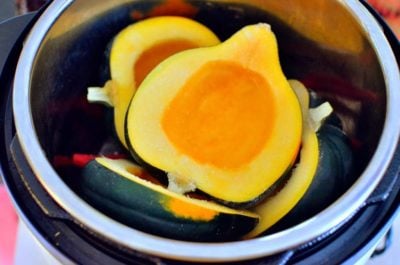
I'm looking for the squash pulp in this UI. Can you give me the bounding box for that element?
[127,24,303,204]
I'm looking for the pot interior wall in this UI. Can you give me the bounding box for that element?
[28,0,386,233]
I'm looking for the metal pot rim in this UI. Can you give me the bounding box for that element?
[12,0,400,262]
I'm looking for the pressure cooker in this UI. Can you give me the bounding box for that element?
[1,0,399,264]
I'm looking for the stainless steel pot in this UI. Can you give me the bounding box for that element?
[11,0,400,262]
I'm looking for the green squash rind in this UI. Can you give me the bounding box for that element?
[262,119,354,234]
[80,158,259,242]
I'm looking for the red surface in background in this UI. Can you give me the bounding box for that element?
[369,0,400,38]
[0,185,18,265]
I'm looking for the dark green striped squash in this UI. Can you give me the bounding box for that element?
[261,123,355,233]
[80,157,259,242]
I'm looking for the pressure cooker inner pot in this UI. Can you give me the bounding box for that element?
[20,0,395,260]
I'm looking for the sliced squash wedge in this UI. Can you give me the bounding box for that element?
[126,24,303,204]
[87,16,220,147]
[267,122,354,232]
[81,157,259,241]
[245,80,319,237]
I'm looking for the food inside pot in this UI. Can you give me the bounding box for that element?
[87,16,221,148]
[55,15,355,242]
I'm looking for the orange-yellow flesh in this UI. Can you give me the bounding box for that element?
[161,60,275,169]
[134,39,198,86]
[165,197,218,221]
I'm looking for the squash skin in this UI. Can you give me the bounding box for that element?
[246,80,319,237]
[214,168,293,209]
[127,24,302,204]
[80,158,259,242]
[89,16,220,147]
[264,123,354,233]
[247,81,354,237]
[317,124,354,183]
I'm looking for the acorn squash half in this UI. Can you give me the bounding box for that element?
[81,157,259,241]
[87,16,220,147]
[126,24,303,204]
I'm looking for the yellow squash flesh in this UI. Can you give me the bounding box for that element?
[127,24,303,204]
